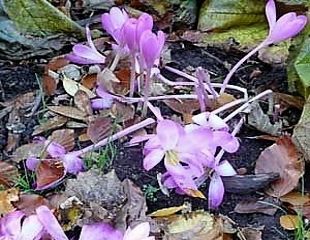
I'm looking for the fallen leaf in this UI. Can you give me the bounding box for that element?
[48,106,88,121]
[111,101,135,123]
[293,96,310,162]
[74,90,93,116]
[114,67,130,95]
[280,215,299,230]
[149,204,190,217]
[212,93,236,110]
[49,129,75,152]
[32,115,68,136]
[0,188,19,215]
[280,192,310,207]
[255,136,304,198]
[12,143,45,163]
[62,75,96,98]
[163,210,223,240]
[274,92,305,110]
[87,116,112,143]
[46,56,70,71]
[238,227,263,240]
[234,197,279,216]
[43,74,58,96]
[35,160,66,190]
[14,194,50,216]
[248,101,282,136]
[0,161,19,188]
[81,74,97,90]
[97,68,120,93]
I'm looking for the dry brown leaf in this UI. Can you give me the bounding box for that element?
[32,115,68,136]
[212,93,236,110]
[81,74,97,90]
[74,90,93,116]
[35,160,66,190]
[234,198,278,216]
[62,75,96,98]
[274,93,305,110]
[280,215,299,230]
[12,143,45,163]
[43,74,58,96]
[163,210,223,240]
[0,161,19,188]
[97,68,120,93]
[49,129,75,152]
[111,101,135,123]
[48,106,87,121]
[114,67,130,95]
[14,194,50,216]
[149,204,190,218]
[46,56,70,71]
[163,99,200,115]
[0,188,19,215]
[254,136,304,198]
[238,227,263,240]
[280,192,310,207]
[87,117,112,143]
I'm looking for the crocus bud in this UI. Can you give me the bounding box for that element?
[101,7,128,44]
[265,0,307,45]
[122,18,139,52]
[136,13,153,43]
[139,30,165,69]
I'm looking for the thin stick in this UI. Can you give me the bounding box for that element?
[129,54,136,97]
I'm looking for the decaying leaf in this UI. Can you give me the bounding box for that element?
[81,74,97,90]
[12,142,45,163]
[87,116,112,143]
[280,191,310,207]
[162,210,223,240]
[234,197,279,216]
[62,75,96,98]
[238,227,263,240]
[32,115,68,136]
[74,90,93,116]
[114,67,131,95]
[0,161,19,188]
[248,101,282,136]
[0,188,19,215]
[111,101,135,123]
[280,215,299,230]
[14,194,50,216]
[164,99,200,123]
[49,129,75,152]
[255,136,304,198]
[293,96,310,162]
[149,203,190,218]
[274,92,305,110]
[35,160,66,190]
[48,106,88,121]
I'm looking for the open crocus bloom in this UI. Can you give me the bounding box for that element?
[67,26,106,65]
[123,222,154,240]
[264,0,307,45]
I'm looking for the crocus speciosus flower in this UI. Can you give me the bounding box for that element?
[220,0,307,94]
[123,222,154,240]
[67,26,106,65]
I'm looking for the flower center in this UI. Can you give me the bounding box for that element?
[165,150,179,165]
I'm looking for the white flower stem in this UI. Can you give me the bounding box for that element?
[142,68,152,117]
[109,53,120,72]
[219,42,266,94]
[73,118,155,156]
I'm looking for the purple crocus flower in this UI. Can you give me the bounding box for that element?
[91,86,114,110]
[101,7,129,46]
[265,0,308,45]
[79,223,123,240]
[139,30,165,70]
[67,26,106,65]
[208,160,236,209]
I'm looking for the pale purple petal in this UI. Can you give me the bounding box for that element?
[156,120,182,150]
[122,18,138,52]
[208,173,224,209]
[0,211,24,236]
[143,149,165,171]
[123,222,153,240]
[19,215,44,240]
[91,98,113,110]
[207,113,228,130]
[86,26,97,51]
[212,131,239,153]
[143,136,161,155]
[45,141,66,158]
[216,160,237,176]
[62,153,84,174]
[35,206,68,240]
[66,53,101,65]
[79,223,122,240]
[192,112,209,126]
[73,45,105,63]
[136,13,153,43]
[129,134,155,145]
[26,157,40,171]
[266,0,277,30]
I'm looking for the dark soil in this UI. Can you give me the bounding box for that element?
[0,43,300,239]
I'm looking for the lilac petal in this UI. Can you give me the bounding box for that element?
[156,120,182,150]
[101,13,114,36]
[207,113,228,130]
[123,222,153,240]
[26,157,40,171]
[19,215,44,240]
[192,112,209,126]
[62,153,84,174]
[45,141,66,158]
[143,149,164,171]
[73,45,105,63]
[143,136,161,155]
[268,13,307,44]
[79,223,122,240]
[110,7,128,30]
[122,18,138,52]
[91,98,113,110]
[136,13,153,43]
[178,128,212,153]
[208,173,224,209]
[36,206,68,240]
[0,211,24,236]
[266,0,276,30]
[66,53,101,65]
[86,26,96,51]
[129,134,155,145]
[216,160,237,177]
[212,131,239,153]
[140,30,162,69]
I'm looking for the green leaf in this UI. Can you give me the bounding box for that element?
[1,0,84,36]
[198,0,266,31]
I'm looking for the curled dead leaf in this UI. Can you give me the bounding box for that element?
[62,75,96,98]
[74,90,93,116]
[32,115,68,136]
[0,188,19,215]
[87,116,112,143]
[49,129,75,152]
[280,215,299,230]
[14,194,50,216]
[48,106,88,121]
[0,161,19,188]
[255,136,304,198]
